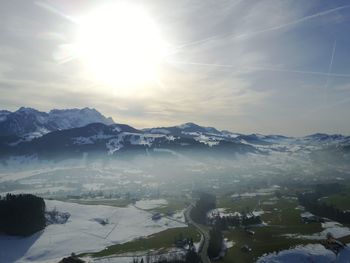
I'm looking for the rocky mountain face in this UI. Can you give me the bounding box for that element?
[0,107,114,137]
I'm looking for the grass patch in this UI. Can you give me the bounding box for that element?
[57,198,131,207]
[83,227,200,258]
[148,198,189,214]
[323,193,350,211]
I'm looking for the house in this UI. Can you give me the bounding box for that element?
[152,213,162,220]
[241,245,252,253]
[301,211,323,223]
[245,229,255,236]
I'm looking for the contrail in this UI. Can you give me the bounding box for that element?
[232,6,350,40]
[35,1,77,23]
[171,4,350,53]
[168,60,350,78]
[324,40,337,101]
[169,60,236,68]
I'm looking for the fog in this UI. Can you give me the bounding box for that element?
[1,148,348,200]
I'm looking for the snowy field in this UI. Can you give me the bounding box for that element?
[257,243,350,263]
[0,200,186,263]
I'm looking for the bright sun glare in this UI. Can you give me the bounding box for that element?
[75,3,167,89]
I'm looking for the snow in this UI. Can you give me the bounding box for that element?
[106,136,124,154]
[72,136,94,145]
[300,211,314,218]
[224,238,235,249]
[0,200,186,263]
[3,186,74,195]
[134,199,168,210]
[130,134,156,147]
[112,126,122,132]
[231,186,280,199]
[306,224,350,240]
[72,134,114,145]
[1,107,114,138]
[83,183,104,191]
[193,134,221,147]
[257,244,350,263]
[295,205,305,210]
[284,220,350,240]
[207,208,242,219]
[149,128,170,134]
[252,210,265,216]
[170,210,186,223]
[177,123,192,129]
[105,133,175,155]
[48,108,114,130]
[0,110,10,122]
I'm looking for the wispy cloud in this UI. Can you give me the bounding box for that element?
[0,0,350,135]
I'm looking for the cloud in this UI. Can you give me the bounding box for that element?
[0,0,350,135]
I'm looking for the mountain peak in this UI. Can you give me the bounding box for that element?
[0,107,115,137]
[16,107,41,114]
[176,122,198,129]
[176,122,221,134]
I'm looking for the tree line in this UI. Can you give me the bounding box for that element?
[0,193,46,236]
[131,250,200,263]
[209,212,262,229]
[207,222,224,259]
[190,192,216,225]
[298,192,350,224]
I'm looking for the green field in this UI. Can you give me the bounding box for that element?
[59,198,132,207]
[83,226,200,258]
[216,193,329,262]
[322,187,350,211]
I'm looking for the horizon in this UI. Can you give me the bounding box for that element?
[2,105,350,137]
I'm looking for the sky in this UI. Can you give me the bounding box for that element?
[0,0,350,136]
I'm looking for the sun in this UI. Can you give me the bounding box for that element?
[74,3,168,89]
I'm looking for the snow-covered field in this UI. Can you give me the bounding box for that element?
[0,200,186,263]
[257,243,350,263]
[231,185,281,198]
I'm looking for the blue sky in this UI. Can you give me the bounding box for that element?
[0,0,350,135]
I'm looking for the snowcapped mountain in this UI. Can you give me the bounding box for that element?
[0,107,114,137]
[0,107,349,161]
[0,122,257,160]
[300,133,350,145]
[48,108,114,130]
[144,122,222,136]
[0,110,11,122]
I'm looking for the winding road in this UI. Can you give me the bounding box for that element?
[184,204,211,263]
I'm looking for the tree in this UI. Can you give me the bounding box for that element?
[0,194,46,236]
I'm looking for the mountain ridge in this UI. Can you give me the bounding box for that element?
[0,107,114,137]
[0,107,349,161]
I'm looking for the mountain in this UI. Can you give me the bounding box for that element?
[0,122,256,160]
[0,107,349,161]
[0,107,114,138]
[144,122,222,136]
[0,110,11,122]
[301,133,350,145]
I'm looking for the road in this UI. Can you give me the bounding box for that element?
[184,204,211,263]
